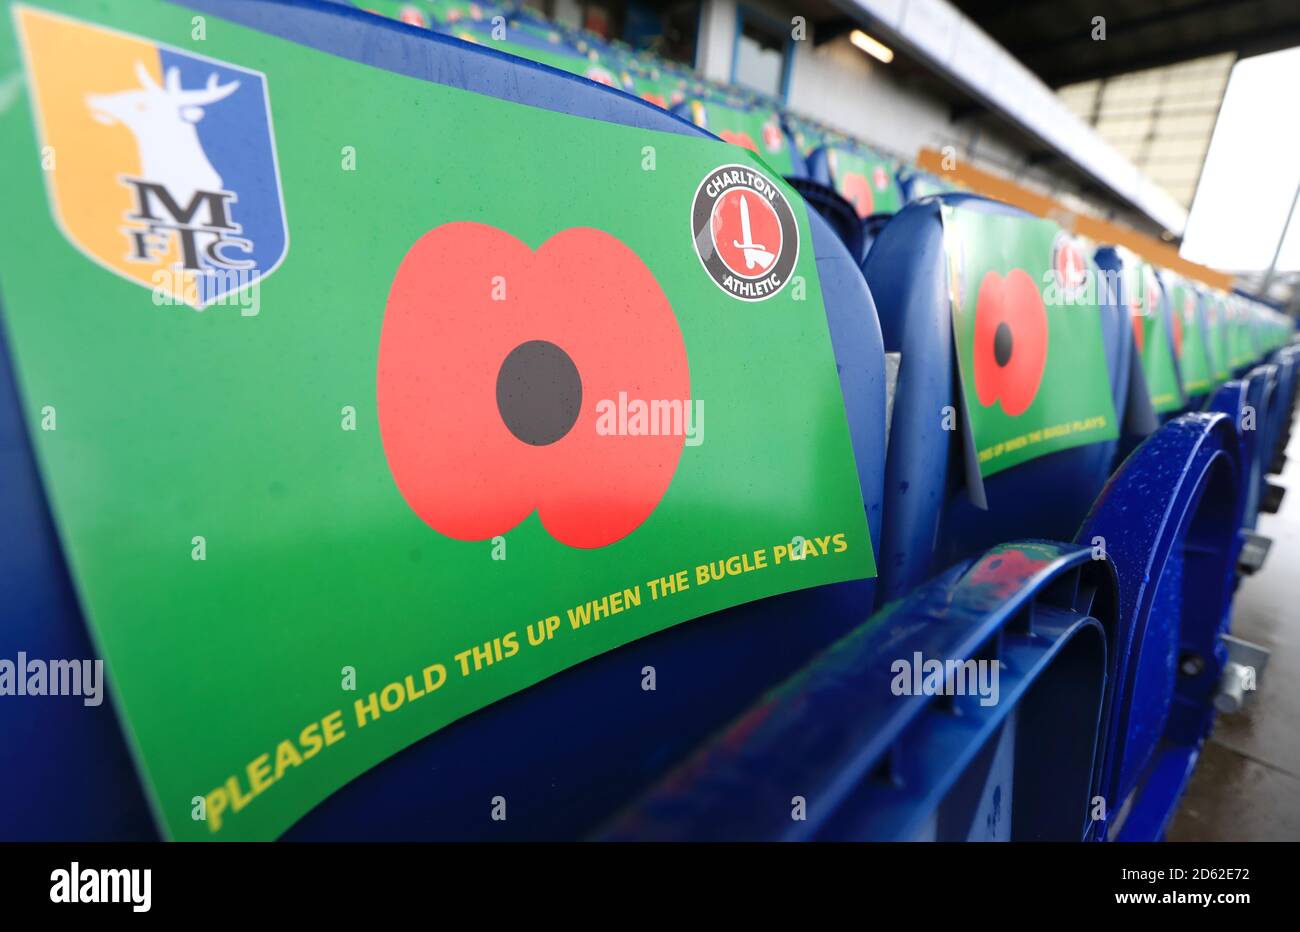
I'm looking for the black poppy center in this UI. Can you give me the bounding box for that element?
[496,340,582,446]
[993,322,1013,368]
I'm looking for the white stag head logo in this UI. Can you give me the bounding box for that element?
[86,63,239,205]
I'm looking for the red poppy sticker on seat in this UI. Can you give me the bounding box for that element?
[377,222,690,549]
[972,268,1048,417]
[841,172,874,219]
[943,205,1119,479]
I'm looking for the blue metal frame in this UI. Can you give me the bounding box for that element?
[598,541,1114,841]
[1077,412,1241,841]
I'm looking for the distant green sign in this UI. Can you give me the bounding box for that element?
[685,100,797,176]
[826,146,903,218]
[1207,291,1232,381]
[1169,277,1214,396]
[943,206,1119,478]
[1127,260,1182,413]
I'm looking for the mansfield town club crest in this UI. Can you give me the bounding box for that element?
[691,163,798,302]
[15,6,287,309]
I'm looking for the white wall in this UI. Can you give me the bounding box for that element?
[694,0,736,84]
[551,0,582,30]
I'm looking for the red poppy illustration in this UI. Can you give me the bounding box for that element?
[377,222,689,549]
[719,129,759,154]
[973,268,1049,417]
[840,172,874,219]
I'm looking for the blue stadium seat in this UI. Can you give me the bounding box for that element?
[859,212,894,263]
[0,324,155,841]
[806,144,906,217]
[863,195,1137,602]
[784,176,866,263]
[804,144,905,263]
[603,409,1243,841]
[0,0,886,841]
[1267,347,1298,471]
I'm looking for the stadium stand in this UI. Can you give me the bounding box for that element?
[0,0,1296,846]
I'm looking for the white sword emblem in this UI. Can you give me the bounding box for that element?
[732,194,775,271]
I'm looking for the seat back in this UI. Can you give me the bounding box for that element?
[859,212,894,262]
[1109,252,1184,416]
[1202,288,1233,385]
[864,195,1135,601]
[673,98,806,177]
[807,144,906,219]
[1160,271,1216,404]
[0,0,884,841]
[1267,349,1297,464]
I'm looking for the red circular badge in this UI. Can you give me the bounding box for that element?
[692,164,800,302]
[1052,234,1088,295]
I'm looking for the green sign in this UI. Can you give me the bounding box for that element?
[1127,260,1182,413]
[1207,291,1232,381]
[826,146,903,218]
[942,206,1119,479]
[1226,295,1254,370]
[0,0,873,840]
[787,115,829,155]
[1169,277,1214,396]
[685,100,797,176]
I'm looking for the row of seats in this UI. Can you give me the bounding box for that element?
[352,2,1286,352]
[346,2,940,240]
[1,0,1294,842]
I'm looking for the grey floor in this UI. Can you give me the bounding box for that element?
[1167,414,1300,842]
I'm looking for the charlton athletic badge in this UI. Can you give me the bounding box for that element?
[691,164,799,302]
